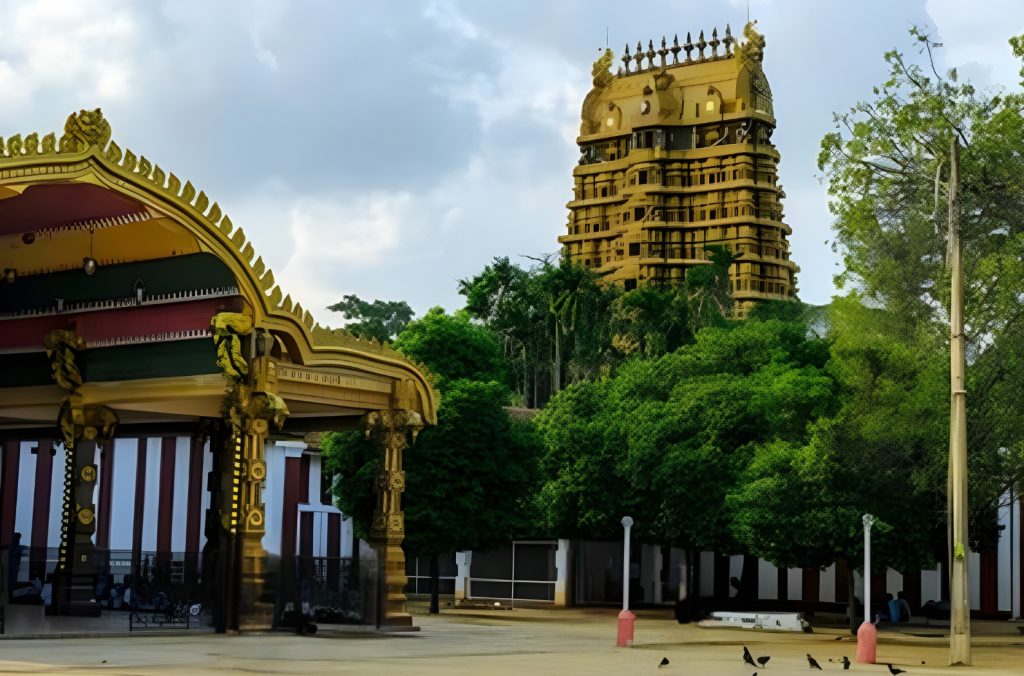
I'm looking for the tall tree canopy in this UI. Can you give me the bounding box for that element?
[326,294,414,343]
[817,28,1024,539]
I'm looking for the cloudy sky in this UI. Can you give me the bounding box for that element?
[1,0,1022,324]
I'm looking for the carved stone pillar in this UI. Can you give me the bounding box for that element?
[234,418,271,630]
[50,403,117,616]
[210,314,286,631]
[43,329,117,616]
[365,409,422,627]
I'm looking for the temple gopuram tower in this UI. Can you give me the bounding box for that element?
[560,23,798,312]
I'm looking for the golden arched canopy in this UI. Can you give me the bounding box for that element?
[0,110,436,429]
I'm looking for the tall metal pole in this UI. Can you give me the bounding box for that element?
[856,514,877,664]
[863,514,874,624]
[621,516,633,611]
[948,135,971,665]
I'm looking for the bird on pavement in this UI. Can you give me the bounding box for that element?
[757,656,770,667]
[887,665,906,675]
[659,657,669,667]
[806,653,822,670]
[841,655,851,670]
[743,646,757,668]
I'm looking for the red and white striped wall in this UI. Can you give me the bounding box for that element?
[0,436,353,583]
[263,441,352,562]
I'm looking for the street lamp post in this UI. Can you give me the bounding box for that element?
[856,514,876,664]
[616,516,636,647]
[863,514,874,625]
[948,136,971,666]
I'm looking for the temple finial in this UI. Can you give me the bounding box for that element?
[723,24,734,56]
[684,32,694,62]
[671,34,681,64]
[697,30,707,60]
[622,44,632,73]
[646,40,656,69]
[658,36,668,67]
[709,27,721,58]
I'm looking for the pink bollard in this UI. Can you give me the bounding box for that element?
[616,609,636,646]
[856,620,877,663]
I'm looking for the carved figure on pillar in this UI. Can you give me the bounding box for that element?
[364,408,422,627]
[210,314,289,631]
[43,328,119,616]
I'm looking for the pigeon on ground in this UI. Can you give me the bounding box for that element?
[757,656,770,667]
[887,665,906,675]
[743,646,757,668]
[807,653,822,670]
[842,655,851,670]
[659,657,669,667]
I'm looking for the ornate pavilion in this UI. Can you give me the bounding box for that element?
[0,110,436,630]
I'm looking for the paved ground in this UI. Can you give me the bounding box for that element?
[1,607,1023,674]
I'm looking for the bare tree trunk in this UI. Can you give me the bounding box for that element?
[429,553,440,615]
[689,548,700,621]
[533,365,539,408]
[553,326,561,393]
[523,351,529,406]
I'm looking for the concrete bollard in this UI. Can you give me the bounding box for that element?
[616,609,636,646]
[856,620,877,663]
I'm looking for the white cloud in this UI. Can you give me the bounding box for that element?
[926,0,1024,88]
[277,192,414,314]
[423,0,481,41]
[421,0,587,142]
[0,0,140,105]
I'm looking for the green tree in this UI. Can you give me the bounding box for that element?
[393,307,506,387]
[608,285,690,359]
[728,297,947,631]
[323,307,539,614]
[404,380,541,612]
[459,257,617,405]
[818,28,1024,563]
[326,294,414,342]
[685,245,737,333]
[535,312,835,605]
[458,257,548,404]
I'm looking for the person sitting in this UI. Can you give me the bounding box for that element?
[894,591,912,622]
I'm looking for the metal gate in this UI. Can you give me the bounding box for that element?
[468,541,557,603]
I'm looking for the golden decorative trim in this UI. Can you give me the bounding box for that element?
[1,109,438,424]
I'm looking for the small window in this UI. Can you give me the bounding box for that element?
[624,278,638,291]
[601,187,608,197]
[706,100,715,112]
[638,171,648,185]
[623,212,630,223]
[585,224,590,233]
[709,209,717,220]
[634,207,645,221]
[628,243,640,256]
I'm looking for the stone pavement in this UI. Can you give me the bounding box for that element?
[0,607,1022,674]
